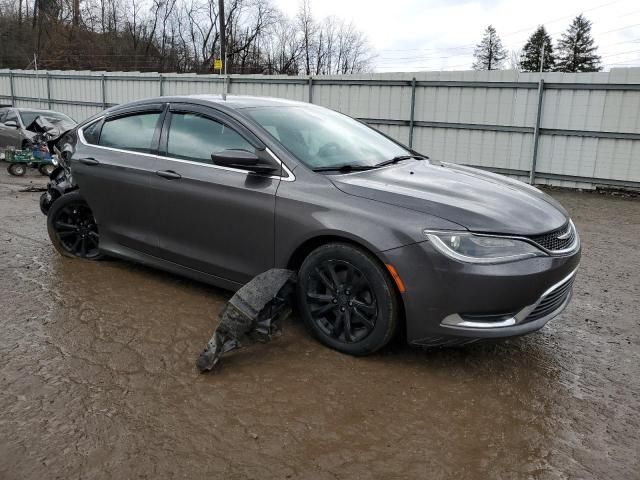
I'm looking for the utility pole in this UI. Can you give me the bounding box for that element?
[73,0,80,27]
[539,44,545,73]
[34,53,42,107]
[218,0,227,100]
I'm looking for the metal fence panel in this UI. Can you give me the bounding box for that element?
[0,67,639,189]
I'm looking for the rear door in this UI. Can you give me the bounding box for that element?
[71,104,166,255]
[0,109,9,148]
[149,103,281,284]
[0,110,23,149]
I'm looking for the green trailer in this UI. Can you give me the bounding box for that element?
[3,149,55,176]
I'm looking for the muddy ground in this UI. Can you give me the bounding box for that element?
[0,167,638,480]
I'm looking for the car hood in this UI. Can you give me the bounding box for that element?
[330,160,569,236]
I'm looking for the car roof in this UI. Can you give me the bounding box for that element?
[15,108,63,113]
[108,94,312,112]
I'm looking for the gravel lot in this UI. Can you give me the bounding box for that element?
[1,167,639,479]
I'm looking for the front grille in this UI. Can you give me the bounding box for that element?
[413,336,481,348]
[527,222,575,252]
[526,274,575,321]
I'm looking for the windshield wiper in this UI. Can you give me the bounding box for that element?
[374,155,426,168]
[312,164,379,173]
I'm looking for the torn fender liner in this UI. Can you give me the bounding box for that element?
[197,269,297,372]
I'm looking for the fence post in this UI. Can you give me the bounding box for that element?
[101,74,107,109]
[408,77,417,149]
[529,78,545,185]
[159,74,164,96]
[9,71,15,106]
[308,76,313,103]
[46,72,52,109]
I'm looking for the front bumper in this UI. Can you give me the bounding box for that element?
[382,239,581,346]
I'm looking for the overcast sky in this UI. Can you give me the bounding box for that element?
[272,0,640,72]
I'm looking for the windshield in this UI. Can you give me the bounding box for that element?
[19,111,75,127]
[244,106,409,169]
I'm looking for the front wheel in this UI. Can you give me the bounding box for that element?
[46,191,103,260]
[297,243,398,356]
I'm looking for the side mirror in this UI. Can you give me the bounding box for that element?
[3,120,18,128]
[211,149,277,174]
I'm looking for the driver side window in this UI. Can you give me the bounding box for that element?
[166,113,253,164]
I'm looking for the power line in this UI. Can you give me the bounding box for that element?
[374,44,640,66]
[600,48,640,58]
[377,0,628,54]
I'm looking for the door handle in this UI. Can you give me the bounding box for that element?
[79,157,100,166]
[155,170,182,180]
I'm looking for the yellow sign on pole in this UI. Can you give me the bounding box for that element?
[214,59,223,71]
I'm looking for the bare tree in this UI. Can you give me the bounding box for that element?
[508,49,521,70]
[0,0,374,74]
[297,0,314,75]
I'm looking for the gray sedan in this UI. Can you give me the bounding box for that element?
[0,107,75,151]
[41,95,581,355]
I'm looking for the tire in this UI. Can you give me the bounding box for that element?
[46,191,103,260]
[38,164,55,176]
[7,163,26,176]
[297,242,398,356]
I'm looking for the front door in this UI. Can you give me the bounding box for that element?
[150,104,280,284]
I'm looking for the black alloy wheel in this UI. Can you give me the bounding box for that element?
[298,243,398,355]
[307,260,378,343]
[46,191,102,260]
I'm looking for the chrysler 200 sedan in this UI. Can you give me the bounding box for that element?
[41,95,580,355]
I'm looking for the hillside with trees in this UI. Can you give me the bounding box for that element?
[0,0,373,74]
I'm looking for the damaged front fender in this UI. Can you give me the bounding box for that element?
[39,165,78,215]
[39,128,80,215]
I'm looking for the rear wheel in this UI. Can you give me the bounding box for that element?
[7,163,26,176]
[297,243,398,355]
[38,163,55,176]
[46,191,103,260]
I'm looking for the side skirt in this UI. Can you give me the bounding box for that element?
[100,242,244,292]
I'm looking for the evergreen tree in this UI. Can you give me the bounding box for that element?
[555,14,602,72]
[520,26,555,72]
[473,25,507,70]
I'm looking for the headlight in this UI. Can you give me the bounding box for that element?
[423,231,545,264]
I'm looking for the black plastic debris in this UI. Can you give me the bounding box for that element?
[197,269,296,372]
[19,185,48,193]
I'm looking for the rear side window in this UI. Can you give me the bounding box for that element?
[82,121,102,145]
[0,109,7,123]
[99,112,160,153]
[166,113,253,164]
